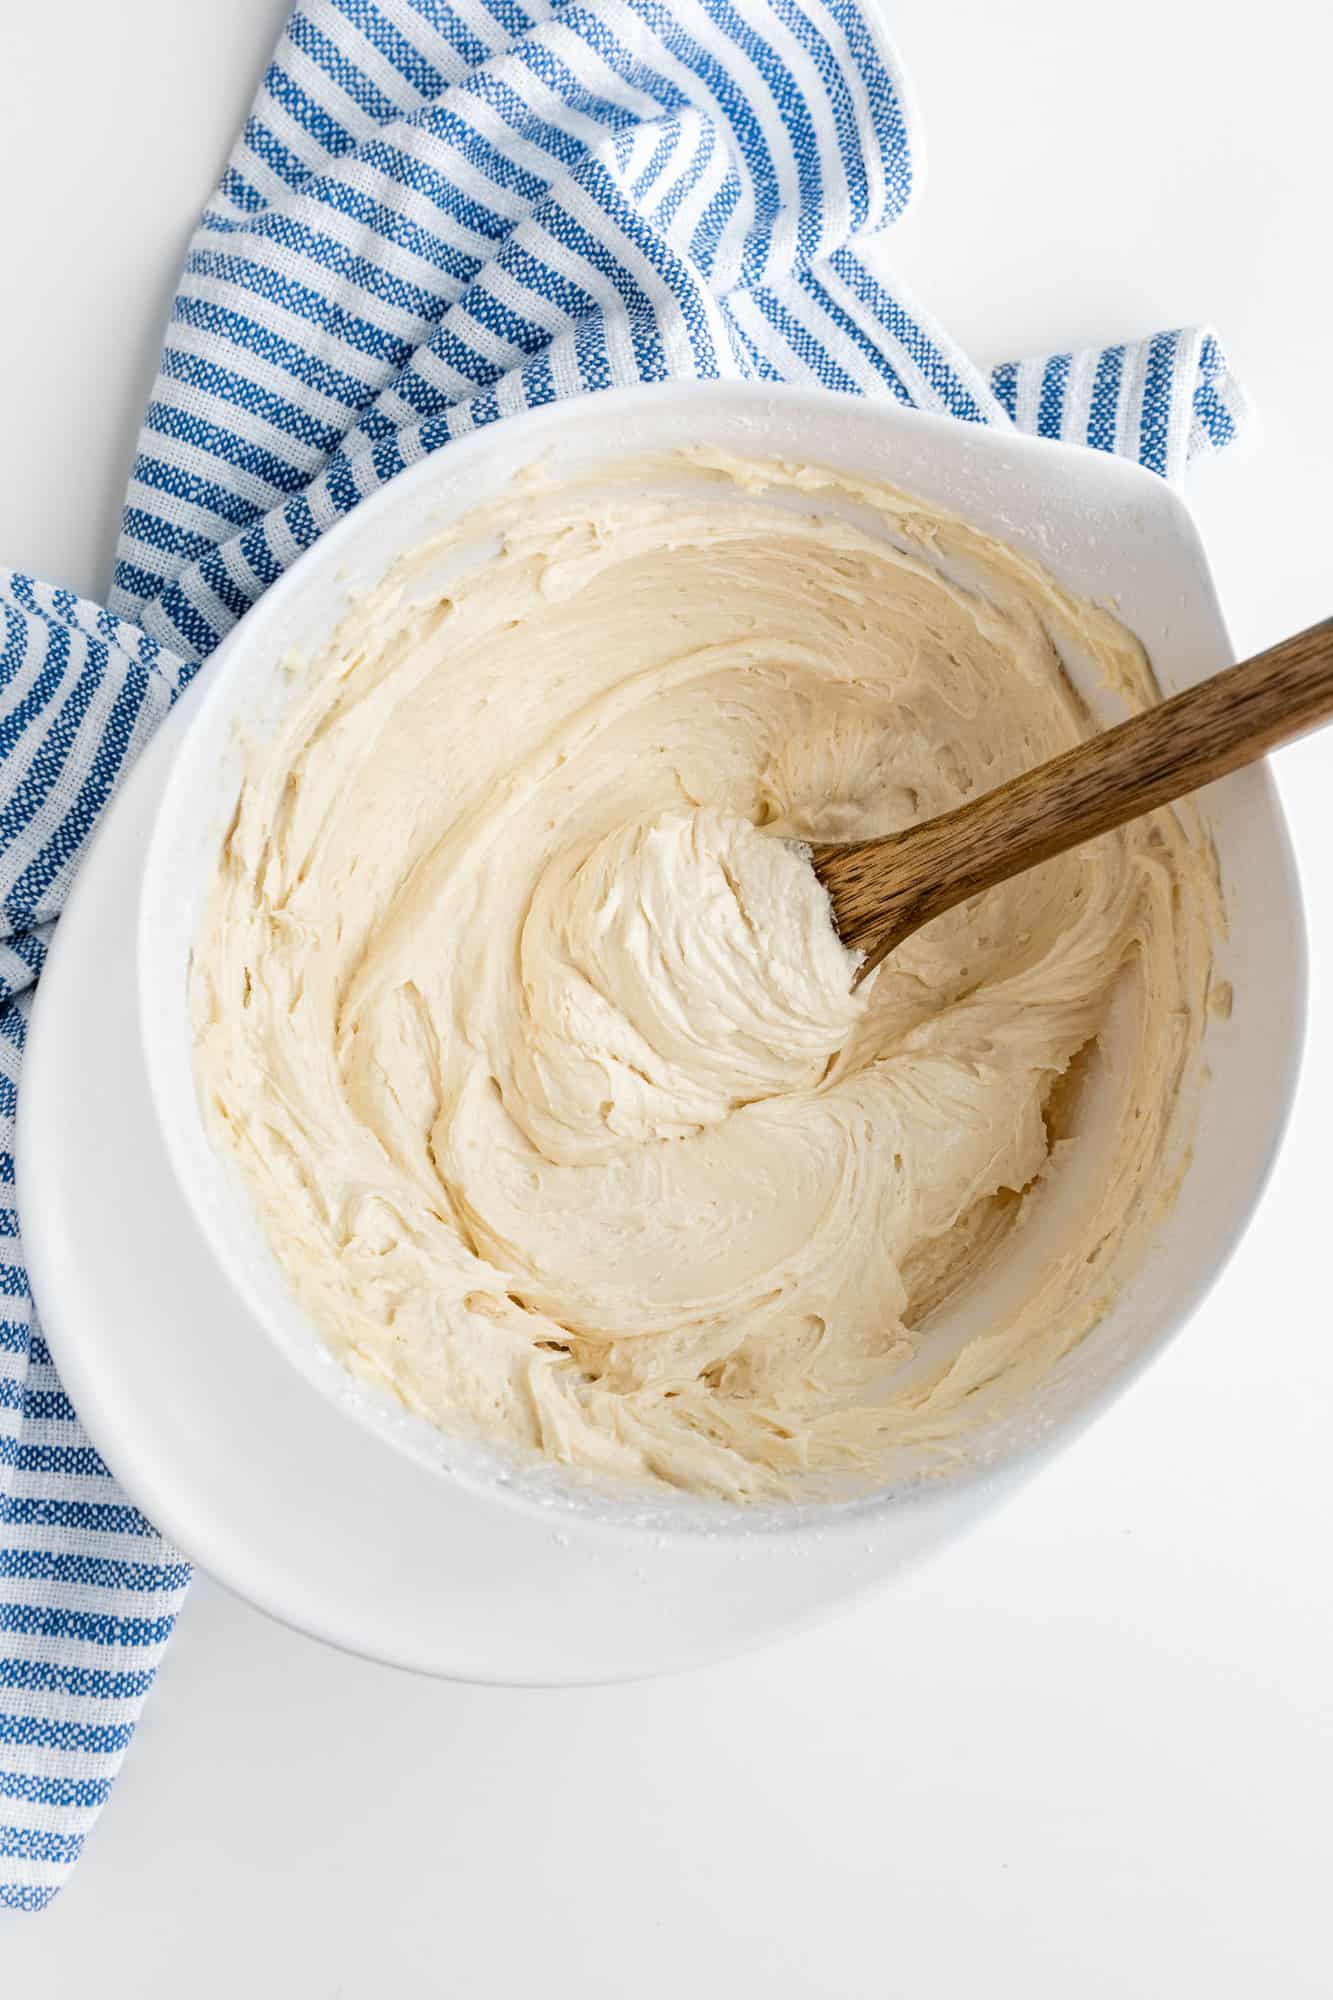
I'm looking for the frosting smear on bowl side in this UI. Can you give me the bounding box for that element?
[191,453,1217,1502]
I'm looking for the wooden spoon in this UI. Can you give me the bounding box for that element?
[811,617,1332,984]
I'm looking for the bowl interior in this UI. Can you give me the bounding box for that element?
[137,383,1306,1536]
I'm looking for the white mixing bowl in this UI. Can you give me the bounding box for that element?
[18,383,1306,1681]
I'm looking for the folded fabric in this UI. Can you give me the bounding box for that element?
[0,0,1250,1910]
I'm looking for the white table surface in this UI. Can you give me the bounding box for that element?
[4,2,1330,1991]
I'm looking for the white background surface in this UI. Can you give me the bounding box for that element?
[2,2,1330,1992]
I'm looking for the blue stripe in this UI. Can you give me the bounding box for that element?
[15,1383,75,1423]
[0,1882,60,1913]
[528,351,558,406]
[0,1659,157,1704]
[0,1603,177,1650]
[0,1498,162,1538]
[156,586,222,662]
[119,510,225,571]
[1193,378,1235,450]
[0,1823,85,1867]
[0,1320,26,1356]
[1037,351,1071,439]
[689,168,743,279]
[573,324,614,396]
[1086,343,1125,453]
[1138,330,1177,476]
[0,602,30,694]
[0,1712,136,1758]
[190,556,257,626]
[216,164,268,214]
[984,362,1016,420]
[0,1765,113,1813]
[0,1437,108,1477]
[0,1550,191,1593]
[111,559,169,608]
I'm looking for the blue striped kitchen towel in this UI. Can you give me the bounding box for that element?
[0,0,1250,1910]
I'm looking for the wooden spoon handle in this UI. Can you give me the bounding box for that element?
[813,615,1333,977]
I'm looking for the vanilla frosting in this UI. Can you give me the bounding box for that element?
[191,452,1217,1502]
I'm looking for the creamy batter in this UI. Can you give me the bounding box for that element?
[191,452,1216,1502]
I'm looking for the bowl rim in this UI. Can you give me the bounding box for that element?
[139,372,1311,1514]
